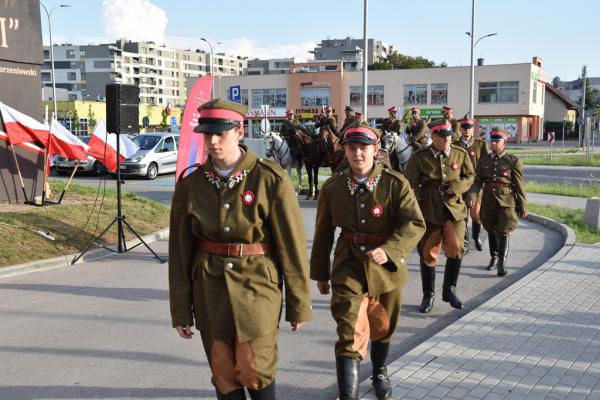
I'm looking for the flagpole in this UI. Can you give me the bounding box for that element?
[57,160,78,204]
[41,133,51,205]
[8,142,29,201]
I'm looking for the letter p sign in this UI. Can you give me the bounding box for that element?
[229,85,241,103]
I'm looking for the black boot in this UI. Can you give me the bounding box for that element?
[442,258,463,309]
[370,342,392,400]
[216,388,246,400]
[472,222,483,251]
[336,358,360,400]
[419,260,435,313]
[248,380,275,400]
[497,235,510,277]
[463,222,470,255]
[486,234,498,271]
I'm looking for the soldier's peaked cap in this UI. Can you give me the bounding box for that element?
[410,107,420,113]
[428,118,454,136]
[344,106,354,112]
[194,98,248,134]
[442,106,453,112]
[388,106,397,113]
[489,127,508,141]
[460,118,475,127]
[342,125,380,145]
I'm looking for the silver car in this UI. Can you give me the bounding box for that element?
[120,132,179,179]
[54,135,107,176]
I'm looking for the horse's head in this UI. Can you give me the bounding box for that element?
[380,131,396,151]
[262,132,275,157]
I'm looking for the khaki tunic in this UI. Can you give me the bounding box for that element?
[469,152,528,235]
[169,146,313,343]
[450,118,461,140]
[406,119,427,144]
[316,115,339,137]
[382,116,401,134]
[339,115,359,137]
[453,137,490,218]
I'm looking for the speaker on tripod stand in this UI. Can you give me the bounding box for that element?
[72,83,165,264]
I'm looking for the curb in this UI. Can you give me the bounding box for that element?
[0,227,170,279]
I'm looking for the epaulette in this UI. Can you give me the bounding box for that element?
[176,163,202,182]
[382,167,404,180]
[413,146,431,156]
[451,144,468,154]
[320,170,346,190]
[257,157,285,178]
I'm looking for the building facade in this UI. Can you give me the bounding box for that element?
[198,57,548,143]
[247,58,295,75]
[42,40,248,108]
[309,37,391,71]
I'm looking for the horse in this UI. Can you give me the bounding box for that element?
[295,128,328,200]
[380,131,415,173]
[319,126,345,172]
[262,131,303,193]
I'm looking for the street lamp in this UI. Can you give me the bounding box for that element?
[200,37,222,98]
[466,0,497,119]
[39,1,71,118]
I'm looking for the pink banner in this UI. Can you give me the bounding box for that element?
[175,76,214,181]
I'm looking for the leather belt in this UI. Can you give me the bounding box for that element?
[198,240,272,257]
[485,182,510,188]
[340,229,392,245]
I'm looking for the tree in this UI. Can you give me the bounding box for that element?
[71,109,81,134]
[369,50,446,70]
[579,78,600,112]
[87,105,97,134]
[551,76,561,88]
[160,108,168,128]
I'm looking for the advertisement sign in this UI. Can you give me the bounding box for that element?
[478,117,519,139]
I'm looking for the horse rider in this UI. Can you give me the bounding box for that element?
[280,109,307,163]
[315,105,339,138]
[442,106,461,140]
[339,106,358,137]
[405,107,427,149]
[381,106,402,135]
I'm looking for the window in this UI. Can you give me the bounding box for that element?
[431,83,448,105]
[80,50,86,57]
[479,81,519,103]
[251,88,286,107]
[349,85,384,106]
[66,49,76,59]
[241,89,249,106]
[162,136,175,152]
[532,81,538,104]
[403,84,427,105]
[42,72,51,81]
[300,87,330,107]
[68,72,77,81]
[68,94,78,101]
[43,50,50,59]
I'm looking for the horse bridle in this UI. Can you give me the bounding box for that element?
[266,134,290,163]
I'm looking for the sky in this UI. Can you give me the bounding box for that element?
[39,0,600,81]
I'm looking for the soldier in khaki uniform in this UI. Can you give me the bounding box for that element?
[279,109,306,164]
[381,106,401,135]
[169,99,313,400]
[404,119,475,314]
[405,107,427,149]
[468,128,528,276]
[315,105,339,138]
[311,125,425,400]
[442,106,461,140]
[339,105,358,136]
[453,118,490,253]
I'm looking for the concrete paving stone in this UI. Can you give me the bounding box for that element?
[559,374,582,386]
[424,385,451,399]
[405,386,431,399]
[467,385,491,398]
[578,374,600,388]
[519,374,541,387]
[481,392,504,400]
[528,365,550,377]
[538,373,562,386]
[566,392,588,400]
[446,386,470,398]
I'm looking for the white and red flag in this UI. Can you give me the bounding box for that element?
[87,119,138,172]
[0,101,50,146]
[49,119,89,161]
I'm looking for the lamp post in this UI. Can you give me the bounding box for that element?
[361,0,368,120]
[200,37,222,99]
[466,0,497,119]
[39,1,71,118]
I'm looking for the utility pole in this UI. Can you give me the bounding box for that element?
[361,0,368,120]
[468,0,475,118]
[579,65,586,149]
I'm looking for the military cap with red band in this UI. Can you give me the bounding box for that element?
[460,118,475,128]
[342,125,381,145]
[194,98,248,134]
[428,118,454,136]
[442,106,453,113]
[344,106,354,112]
[388,106,397,113]
[410,107,420,113]
[489,128,508,141]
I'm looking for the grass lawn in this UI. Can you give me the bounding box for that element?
[522,153,600,167]
[529,203,600,244]
[510,147,580,155]
[0,182,170,267]
[525,181,600,198]
[289,168,333,189]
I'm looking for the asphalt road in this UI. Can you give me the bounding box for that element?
[0,199,564,400]
[524,165,600,186]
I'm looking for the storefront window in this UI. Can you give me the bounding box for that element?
[479,81,519,103]
[300,87,331,107]
[431,83,448,105]
[251,88,286,107]
[403,84,427,105]
[241,89,249,106]
[349,85,384,106]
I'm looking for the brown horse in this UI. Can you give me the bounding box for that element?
[320,126,345,172]
[294,128,328,199]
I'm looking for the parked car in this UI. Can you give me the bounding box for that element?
[54,135,107,176]
[120,132,179,179]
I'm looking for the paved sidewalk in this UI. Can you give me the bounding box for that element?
[359,242,600,400]
[527,192,588,210]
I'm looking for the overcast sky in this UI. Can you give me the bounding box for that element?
[40,0,599,81]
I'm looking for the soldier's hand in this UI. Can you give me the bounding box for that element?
[444,186,455,195]
[175,325,195,339]
[468,200,476,209]
[520,211,529,219]
[366,248,389,265]
[290,321,304,331]
[317,280,330,295]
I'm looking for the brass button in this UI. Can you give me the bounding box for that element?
[226,262,233,269]
[223,203,230,210]
[360,246,366,251]
[360,203,365,209]
[224,226,231,233]
[360,219,366,224]
[359,189,365,194]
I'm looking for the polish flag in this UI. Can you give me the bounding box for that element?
[49,119,89,161]
[0,101,50,146]
[87,119,138,172]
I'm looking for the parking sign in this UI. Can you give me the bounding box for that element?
[229,85,241,103]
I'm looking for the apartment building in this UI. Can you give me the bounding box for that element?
[309,37,391,71]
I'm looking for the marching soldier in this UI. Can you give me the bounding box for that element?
[339,105,358,136]
[442,106,461,140]
[315,105,339,138]
[405,107,427,149]
[280,109,306,163]
[381,106,401,134]
[169,99,313,400]
[453,118,490,253]
[311,125,425,400]
[468,128,528,276]
[404,119,475,314]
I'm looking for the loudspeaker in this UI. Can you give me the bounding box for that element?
[106,83,140,134]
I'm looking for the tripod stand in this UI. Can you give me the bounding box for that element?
[71,132,165,265]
